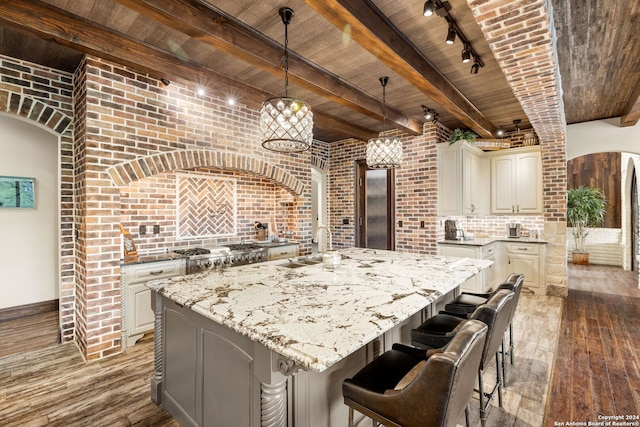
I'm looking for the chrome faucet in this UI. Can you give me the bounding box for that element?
[314,225,333,252]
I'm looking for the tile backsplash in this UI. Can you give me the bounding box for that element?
[438,215,545,239]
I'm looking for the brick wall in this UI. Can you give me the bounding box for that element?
[68,55,315,359]
[0,54,75,342]
[468,0,568,296]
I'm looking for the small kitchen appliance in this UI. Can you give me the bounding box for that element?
[444,220,464,240]
[507,223,522,238]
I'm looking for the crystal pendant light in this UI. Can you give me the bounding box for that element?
[260,7,313,153]
[366,77,402,169]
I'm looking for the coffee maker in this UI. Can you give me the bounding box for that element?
[444,220,463,240]
[507,223,522,238]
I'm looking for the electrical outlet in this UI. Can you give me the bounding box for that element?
[398,220,403,227]
[420,220,425,228]
[153,224,160,234]
[139,225,146,235]
[342,218,349,225]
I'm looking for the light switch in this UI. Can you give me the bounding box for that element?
[153,225,160,234]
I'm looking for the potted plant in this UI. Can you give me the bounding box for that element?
[447,128,477,145]
[567,186,606,265]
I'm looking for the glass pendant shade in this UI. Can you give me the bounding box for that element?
[260,96,313,152]
[366,135,402,169]
[260,7,313,153]
[367,76,402,169]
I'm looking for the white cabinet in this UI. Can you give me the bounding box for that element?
[489,147,542,214]
[438,142,488,216]
[267,243,298,260]
[501,241,546,294]
[437,242,495,293]
[121,258,185,348]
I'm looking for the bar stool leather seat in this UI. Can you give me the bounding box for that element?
[342,319,488,427]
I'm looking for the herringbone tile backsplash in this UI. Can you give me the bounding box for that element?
[177,174,236,238]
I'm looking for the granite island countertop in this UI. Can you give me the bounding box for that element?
[146,247,491,372]
[437,236,548,246]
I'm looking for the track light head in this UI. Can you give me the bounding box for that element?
[495,127,505,138]
[461,44,471,63]
[160,78,170,86]
[513,119,521,132]
[423,0,435,16]
[421,105,439,124]
[445,24,456,44]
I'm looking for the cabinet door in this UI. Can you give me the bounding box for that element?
[515,153,543,213]
[491,156,516,214]
[438,148,461,215]
[463,152,484,215]
[506,254,538,292]
[438,245,483,292]
[128,283,155,336]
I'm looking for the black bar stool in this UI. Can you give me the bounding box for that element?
[410,289,515,427]
[443,273,524,381]
[342,319,488,427]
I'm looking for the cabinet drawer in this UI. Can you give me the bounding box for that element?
[268,245,298,261]
[504,242,540,255]
[482,243,496,258]
[126,260,185,284]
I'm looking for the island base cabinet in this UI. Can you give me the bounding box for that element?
[151,293,444,427]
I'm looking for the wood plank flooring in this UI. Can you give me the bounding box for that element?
[543,264,640,425]
[0,311,59,358]
[2,264,636,426]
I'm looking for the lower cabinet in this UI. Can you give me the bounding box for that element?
[437,243,495,293]
[121,259,185,348]
[438,240,546,295]
[267,244,298,261]
[501,242,546,295]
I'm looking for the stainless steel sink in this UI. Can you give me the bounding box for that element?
[278,256,322,268]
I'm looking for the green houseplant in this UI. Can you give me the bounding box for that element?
[447,128,477,145]
[567,186,606,265]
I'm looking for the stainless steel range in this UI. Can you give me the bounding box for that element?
[174,244,268,274]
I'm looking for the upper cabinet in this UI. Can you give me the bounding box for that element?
[437,142,488,216]
[488,146,543,214]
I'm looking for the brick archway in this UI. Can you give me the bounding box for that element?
[0,91,72,134]
[106,149,305,196]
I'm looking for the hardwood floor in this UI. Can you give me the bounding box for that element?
[0,311,59,358]
[543,264,640,425]
[0,333,178,427]
[2,265,635,427]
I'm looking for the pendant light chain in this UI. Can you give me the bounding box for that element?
[284,17,289,97]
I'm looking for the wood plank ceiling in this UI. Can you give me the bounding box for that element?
[0,0,638,143]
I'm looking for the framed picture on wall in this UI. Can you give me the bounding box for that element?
[0,176,36,208]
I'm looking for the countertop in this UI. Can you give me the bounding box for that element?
[437,236,548,246]
[146,247,492,372]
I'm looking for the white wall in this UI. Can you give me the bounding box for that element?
[0,114,59,309]
[567,118,640,159]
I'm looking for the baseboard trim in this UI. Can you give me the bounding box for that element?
[0,299,59,322]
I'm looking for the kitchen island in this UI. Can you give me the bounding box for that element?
[146,247,492,427]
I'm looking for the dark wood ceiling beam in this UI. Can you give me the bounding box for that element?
[303,0,496,138]
[0,0,375,141]
[112,0,422,136]
[620,79,640,127]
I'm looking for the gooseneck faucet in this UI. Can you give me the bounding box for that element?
[314,225,333,253]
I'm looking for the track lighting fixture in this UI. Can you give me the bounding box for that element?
[461,43,471,63]
[496,127,505,138]
[160,78,170,86]
[513,119,521,132]
[425,2,482,75]
[421,105,439,123]
[423,0,435,16]
[445,23,456,44]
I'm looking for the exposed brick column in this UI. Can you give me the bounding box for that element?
[468,0,568,296]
